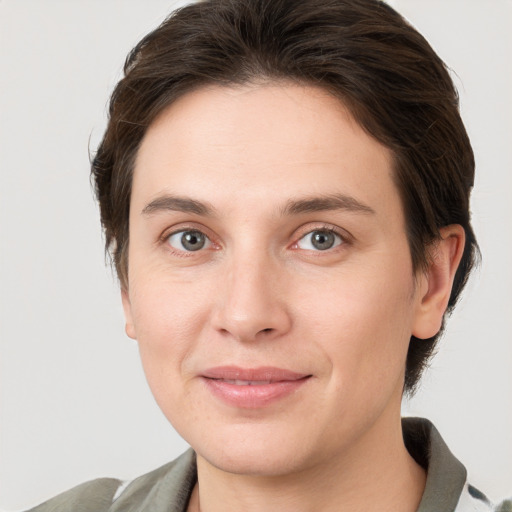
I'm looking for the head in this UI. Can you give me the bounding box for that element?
[92,0,477,397]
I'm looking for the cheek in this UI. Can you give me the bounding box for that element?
[130,263,210,337]
[128,276,210,392]
[301,262,415,387]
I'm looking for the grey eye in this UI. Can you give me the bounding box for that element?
[167,230,210,252]
[297,230,342,251]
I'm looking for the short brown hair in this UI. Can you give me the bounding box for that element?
[92,0,478,393]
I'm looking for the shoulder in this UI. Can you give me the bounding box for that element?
[109,449,196,512]
[24,478,122,512]
[25,450,196,512]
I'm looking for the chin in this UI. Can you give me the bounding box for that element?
[202,445,310,477]
[184,421,319,477]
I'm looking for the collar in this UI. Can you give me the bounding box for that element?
[403,417,467,512]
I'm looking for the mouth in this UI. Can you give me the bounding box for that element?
[214,379,275,385]
[202,366,310,381]
[201,366,312,408]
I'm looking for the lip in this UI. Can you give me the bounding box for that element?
[201,366,312,409]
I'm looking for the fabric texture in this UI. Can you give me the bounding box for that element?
[26,417,507,512]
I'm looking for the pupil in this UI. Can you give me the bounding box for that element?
[181,231,205,251]
[312,231,335,250]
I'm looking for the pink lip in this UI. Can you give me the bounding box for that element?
[201,366,312,409]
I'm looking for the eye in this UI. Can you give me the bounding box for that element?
[296,229,343,251]
[167,230,211,252]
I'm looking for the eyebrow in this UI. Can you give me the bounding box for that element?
[141,192,375,218]
[281,194,376,216]
[142,195,216,216]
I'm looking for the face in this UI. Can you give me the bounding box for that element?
[123,84,431,476]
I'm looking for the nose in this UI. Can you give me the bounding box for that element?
[211,253,292,342]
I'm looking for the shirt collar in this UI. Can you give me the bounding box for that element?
[403,417,467,512]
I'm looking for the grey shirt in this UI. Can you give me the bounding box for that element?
[26,418,509,512]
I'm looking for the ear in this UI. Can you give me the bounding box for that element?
[412,224,465,340]
[121,287,137,340]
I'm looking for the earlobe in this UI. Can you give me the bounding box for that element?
[121,288,137,340]
[412,224,465,340]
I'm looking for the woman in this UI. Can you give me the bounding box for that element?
[18,0,511,510]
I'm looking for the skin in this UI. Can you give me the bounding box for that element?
[122,84,464,512]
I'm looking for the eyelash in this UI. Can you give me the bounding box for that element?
[292,224,348,252]
[160,223,349,256]
[160,225,217,257]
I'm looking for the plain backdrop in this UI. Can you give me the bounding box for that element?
[0,1,511,510]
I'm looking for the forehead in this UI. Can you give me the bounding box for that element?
[132,83,401,221]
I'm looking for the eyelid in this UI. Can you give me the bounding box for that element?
[157,222,351,254]
[159,223,219,254]
[167,230,212,251]
[290,223,352,250]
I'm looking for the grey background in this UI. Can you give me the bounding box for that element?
[1,0,511,509]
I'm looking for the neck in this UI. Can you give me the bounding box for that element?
[189,411,426,512]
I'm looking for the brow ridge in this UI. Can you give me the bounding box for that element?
[142,195,215,216]
[281,193,375,216]
[141,193,375,218]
